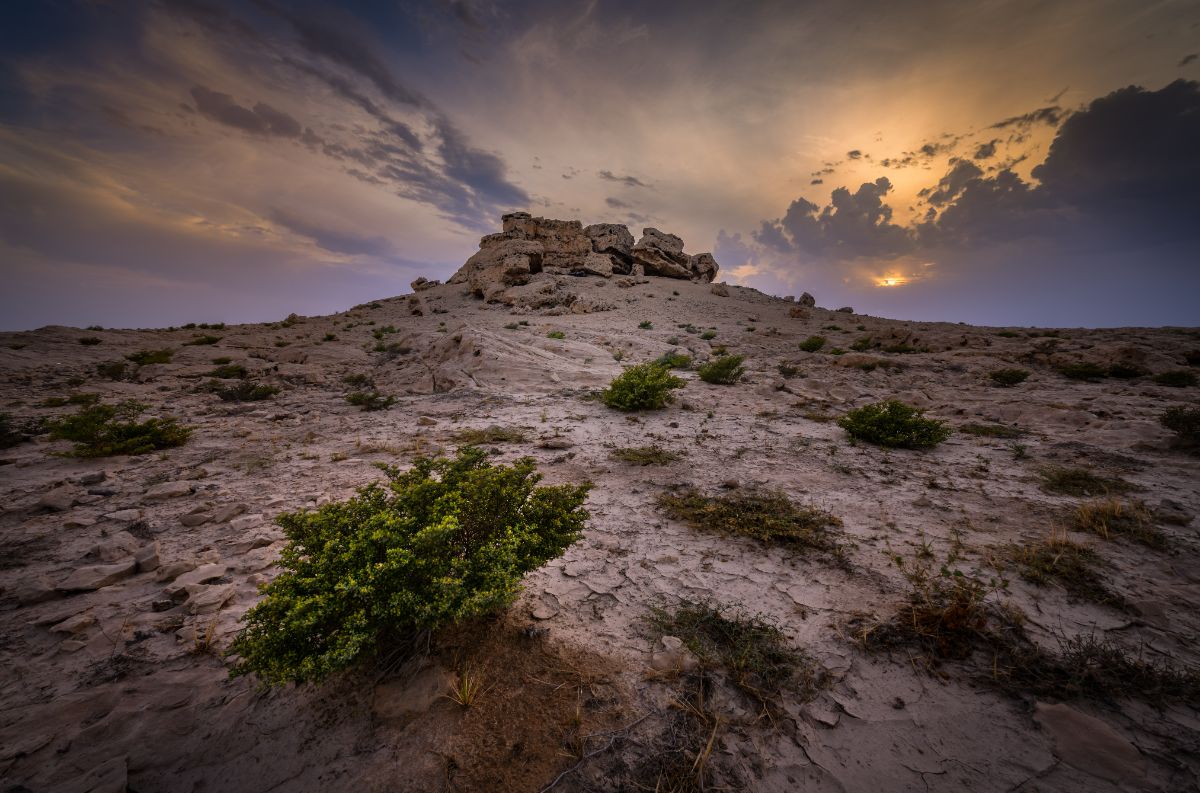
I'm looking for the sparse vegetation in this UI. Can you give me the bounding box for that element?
[837,400,950,449]
[1073,499,1166,549]
[47,401,191,457]
[96,361,129,380]
[798,335,826,352]
[1107,362,1148,379]
[638,320,653,329]
[125,349,173,365]
[777,363,799,378]
[1160,405,1200,448]
[453,425,529,445]
[1057,361,1107,381]
[547,330,566,340]
[998,532,1126,607]
[346,391,397,411]
[658,487,842,554]
[988,368,1030,386]
[41,393,101,408]
[611,445,682,465]
[228,448,590,685]
[0,414,44,449]
[1153,370,1197,388]
[699,330,716,341]
[601,362,685,411]
[342,373,373,388]
[696,354,744,385]
[1039,466,1135,497]
[215,381,280,402]
[653,351,692,369]
[184,335,222,346]
[78,336,102,346]
[958,422,1023,439]
[648,601,825,705]
[206,364,247,379]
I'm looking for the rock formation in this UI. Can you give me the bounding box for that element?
[449,212,719,303]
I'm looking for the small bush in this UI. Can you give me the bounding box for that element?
[1039,466,1134,497]
[653,351,692,370]
[346,391,396,411]
[850,336,873,352]
[229,449,590,685]
[215,381,280,402]
[996,330,1020,338]
[1107,362,1148,379]
[648,601,825,704]
[78,337,101,346]
[958,422,1022,439]
[0,414,44,449]
[1057,362,1107,381]
[184,335,222,346]
[546,330,566,340]
[1153,370,1197,388]
[41,393,101,408]
[699,330,717,341]
[322,333,337,342]
[882,343,921,354]
[777,363,800,379]
[696,354,745,385]
[207,364,247,379]
[342,373,373,388]
[96,361,129,381]
[658,488,842,553]
[1161,405,1200,447]
[85,325,104,331]
[47,401,191,457]
[453,425,529,445]
[1073,499,1166,549]
[611,445,682,465]
[837,400,950,449]
[638,320,653,330]
[798,335,826,352]
[988,368,1030,386]
[601,363,685,411]
[125,349,173,365]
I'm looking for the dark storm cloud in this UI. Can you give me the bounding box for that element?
[879,139,957,168]
[989,105,1063,129]
[598,170,648,187]
[606,196,631,209]
[1180,53,1197,67]
[271,210,393,256]
[846,149,864,159]
[973,139,998,159]
[752,81,1200,263]
[754,177,913,259]
[190,86,303,137]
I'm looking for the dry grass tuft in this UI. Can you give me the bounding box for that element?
[1073,498,1167,549]
[452,425,530,445]
[1038,465,1136,497]
[995,531,1126,608]
[611,445,683,465]
[658,487,843,556]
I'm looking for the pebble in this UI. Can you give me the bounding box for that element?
[142,481,194,501]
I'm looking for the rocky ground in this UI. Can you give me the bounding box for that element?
[1,270,1198,792]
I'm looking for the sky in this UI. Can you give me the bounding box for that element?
[1,0,1198,330]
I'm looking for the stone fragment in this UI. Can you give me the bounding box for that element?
[180,510,211,527]
[142,481,194,501]
[798,292,816,307]
[185,584,235,615]
[56,559,138,592]
[37,485,77,512]
[49,610,97,634]
[649,635,699,673]
[164,563,227,597]
[155,559,199,583]
[104,509,143,522]
[410,276,440,291]
[12,575,59,605]
[135,541,161,572]
[213,503,248,523]
[77,471,107,486]
[89,531,139,562]
[229,513,264,532]
[710,283,730,297]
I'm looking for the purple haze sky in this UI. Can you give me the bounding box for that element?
[1,0,1198,330]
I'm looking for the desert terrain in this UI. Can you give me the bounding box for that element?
[1,216,1198,793]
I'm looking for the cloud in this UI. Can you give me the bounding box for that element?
[989,105,1063,129]
[846,149,864,159]
[1180,53,1197,67]
[754,177,913,260]
[598,169,647,187]
[189,86,302,137]
[605,196,631,209]
[973,139,998,159]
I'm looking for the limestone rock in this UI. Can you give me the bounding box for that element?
[213,503,248,523]
[632,228,692,279]
[229,513,263,532]
[410,276,440,292]
[142,480,194,500]
[710,283,730,297]
[185,583,236,615]
[37,485,77,512]
[164,563,227,597]
[49,610,97,634]
[104,508,143,522]
[835,306,854,314]
[135,541,161,573]
[12,575,59,605]
[789,307,810,320]
[584,223,635,263]
[798,292,816,307]
[56,559,137,592]
[689,252,719,283]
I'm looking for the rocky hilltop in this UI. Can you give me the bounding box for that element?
[447,212,719,306]
[0,265,1198,793]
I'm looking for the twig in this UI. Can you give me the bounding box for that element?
[538,712,651,793]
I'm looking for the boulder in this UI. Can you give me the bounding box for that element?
[410,276,440,292]
[56,559,138,592]
[453,238,544,302]
[835,306,854,313]
[798,292,816,307]
[632,228,692,279]
[710,283,730,297]
[584,223,634,258]
[689,252,720,283]
[37,485,77,512]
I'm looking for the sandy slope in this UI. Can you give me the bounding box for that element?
[0,275,1197,792]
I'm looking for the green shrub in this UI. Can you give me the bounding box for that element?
[125,349,173,365]
[837,400,951,448]
[697,354,745,385]
[1107,362,1149,379]
[1153,370,1197,388]
[699,330,717,340]
[1161,405,1200,447]
[346,391,397,411]
[850,336,873,352]
[85,325,104,331]
[322,333,337,342]
[958,422,1023,438]
[41,393,101,408]
[207,364,247,379]
[229,449,590,685]
[798,335,826,352]
[215,381,279,402]
[601,363,685,411]
[211,356,232,364]
[546,330,566,340]
[47,401,191,457]
[1057,362,1107,381]
[653,351,692,369]
[638,320,653,330]
[1039,466,1134,497]
[611,445,682,465]
[78,337,101,346]
[989,368,1030,387]
[659,488,841,552]
[184,335,222,346]
[996,330,1020,338]
[96,361,129,380]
